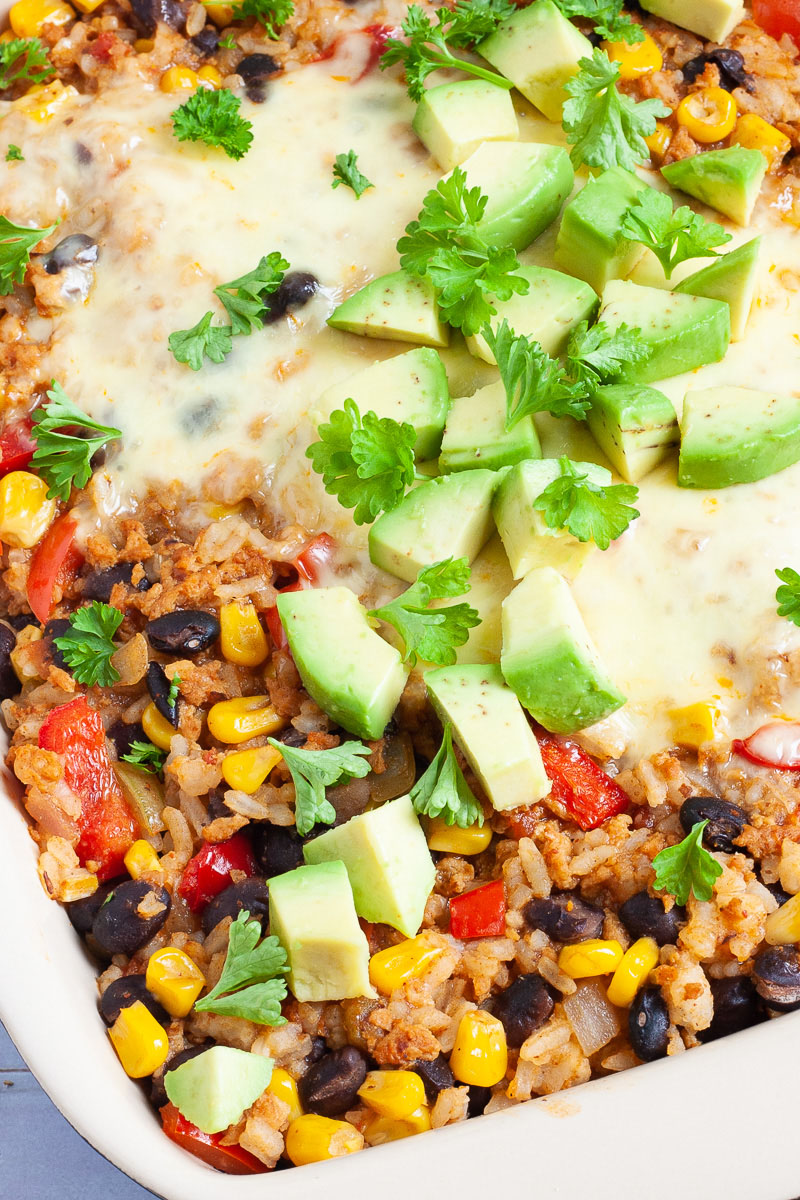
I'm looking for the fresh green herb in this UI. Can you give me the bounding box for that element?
[484,319,591,429]
[369,558,480,667]
[562,49,669,172]
[553,0,644,43]
[620,189,731,279]
[565,319,648,392]
[398,166,529,336]
[170,88,253,161]
[31,382,122,501]
[5,145,24,163]
[229,0,294,39]
[218,33,237,48]
[267,738,373,836]
[652,820,723,905]
[121,741,167,774]
[380,4,512,102]
[168,311,233,371]
[776,567,800,626]
[533,455,640,549]
[445,0,517,46]
[0,37,53,91]
[331,150,374,199]
[306,398,418,525]
[213,252,289,336]
[0,215,58,295]
[53,602,124,688]
[410,724,484,828]
[167,674,181,709]
[194,910,288,1025]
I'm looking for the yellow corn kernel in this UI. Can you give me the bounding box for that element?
[160,66,199,93]
[267,1067,302,1123]
[219,601,269,668]
[9,0,74,36]
[197,64,223,89]
[603,31,662,79]
[207,695,285,745]
[123,839,161,880]
[676,86,737,143]
[765,892,800,945]
[203,2,233,26]
[141,702,175,752]
[72,0,105,11]
[645,120,673,160]
[450,1010,507,1087]
[358,1070,426,1119]
[134,37,154,52]
[558,939,625,980]
[13,78,78,122]
[0,472,56,549]
[285,1115,364,1166]
[203,500,245,519]
[606,936,659,1007]
[426,816,492,856]
[108,1000,169,1078]
[669,701,720,749]
[221,744,282,794]
[732,112,791,171]
[369,936,445,994]
[145,946,206,1018]
[363,1105,431,1145]
[0,28,16,40]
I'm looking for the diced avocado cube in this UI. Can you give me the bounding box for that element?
[439,380,541,473]
[436,534,515,665]
[165,1046,273,1135]
[425,663,551,811]
[268,861,375,1002]
[587,384,678,483]
[501,566,626,733]
[554,167,649,294]
[316,348,450,460]
[328,270,449,348]
[493,458,610,580]
[678,386,800,489]
[479,0,593,122]
[412,79,518,172]
[639,0,743,43]
[467,266,598,364]
[661,148,766,227]
[599,279,730,383]
[277,587,408,739]
[369,470,498,583]
[674,237,760,342]
[303,795,435,938]
[461,141,574,252]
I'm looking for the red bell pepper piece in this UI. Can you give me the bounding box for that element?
[38,695,138,880]
[0,417,35,478]
[752,0,800,45]
[732,721,800,770]
[27,513,82,623]
[538,734,629,831]
[178,831,256,912]
[450,879,506,939]
[160,1104,268,1174]
[293,532,336,585]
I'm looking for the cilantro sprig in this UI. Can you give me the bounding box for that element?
[0,37,53,91]
[168,311,232,371]
[121,740,166,774]
[332,150,374,199]
[167,674,181,710]
[380,3,513,101]
[651,820,723,905]
[53,602,124,688]
[5,145,24,163]
[193,910,288,1025]
[31,382,122,501]
[566,319,648,392]
[776,567,800,627]
[170,88,253,161]
[484,319,591,429]
[410,724,484,828]
[369,558,480,667]
[533,455,640,549]
[267,738,373,836]
[620,190,731,279]
[562,49,669,172]
[213,252,289,336]
[0,215,58,295]
[229,0,293,38]
[554,0,644,43]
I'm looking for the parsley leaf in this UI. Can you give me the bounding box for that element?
[5,145,24,163]
[332,150,374,199]
[120,740,166,774]
[380,4,512,102]
[170,88,253,161]
[229,0,293,38]
[652,820,723,905]
[446,0,516,46]
[553,0,644,43]
[0,215,58,296]
[484,319,591,429]
[562,49,669,172]
[168,310,232,371]
[0,37,53,90]
[306,398,417,525]
[776,567,800,627]
[193,910,288,1025]
[410,724,484,828]
[31,381,122,501]
[218,33,237,48]
[53,602,124,687]
[566,319,648,392]
[213,252,289,336]
[620,189,731,279]
[369,558,480,667]
[167,674,181,709]
[533,455,640,549]
[267,738,373,836]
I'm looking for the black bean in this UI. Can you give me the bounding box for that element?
[145,610,220,655]
[411,1053,455,1102]
[191,27,219,55]
[467,1086,491,1117]
[263,272,319,324]
[0,622,18,700]
[92,880,171,956]
[680,796,747,853]
[764,881,792,908]
[236,53,279,81]
[752,946,800,1009]
[629,987,670,1062]
[150,1044,211,1108]
[99,974,169,1027]
[106,720,147,760]
[297,1046,368,1117]
[307,1036,328,1065]
[245,84,269,104]
[279,727,308,748]
[682,48,754,93]
[43,618,71,671]
[147,661,178,726]
[75,142,93,165]
[201,879,270,935]
[523,892,605,943]
[129,0,185,36]
[83,562,150,602]
[252,825,305,878]
[618,890,686,947]
[65,878,123,934]
[40,234,98,275]
[491,974,555,1048]
[700,976,764,1043]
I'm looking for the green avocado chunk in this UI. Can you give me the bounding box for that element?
[436,534,515,664]
[674,237,761,342]
[165,1047,273,1135]
[587,384,678,482]
[439,380,541,473]
[467,266,598,364]
[661,148,766,226]
[638,0,743,43]
[268,861,375,1002]
[461,141,575,252]
[479,0,593,122]
[425,662,551,811]
[678,386,800,489]
[277,587,408,739]
[501,565,626,733]
[599,279,730,383]
[554,167,649,294]
[328,270,449,348]
[303,795,435,938]
[412,78,519,171]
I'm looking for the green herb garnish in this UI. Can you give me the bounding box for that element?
[229,0,293,39]
[554,0,644,43]
[380,3,513,101]
[267,738,373,836]
[170,88,253,161]
[369,558,480,667]
[533,455,640,549]
[213,252,289,335]
[331,150,374,199]
[0,215,58,295]
[168,311,233,371]
[53,602,124,688]
[0,37,53,90]
[620,189,731,279]
[484,318,590,429]
[776,567,800,626]
[31,382,122,501]
[193,911,288,1025]
[218,33,237,48]
[410,724,484,828]
[121,741,167,774]
[562,49,669,171]
[565,319,648,392]
[167,674,181,710]
[652,820,723,905]
[5,145,24,163]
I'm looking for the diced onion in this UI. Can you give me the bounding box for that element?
[114,762,166,834]
[562,979,622,1056]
